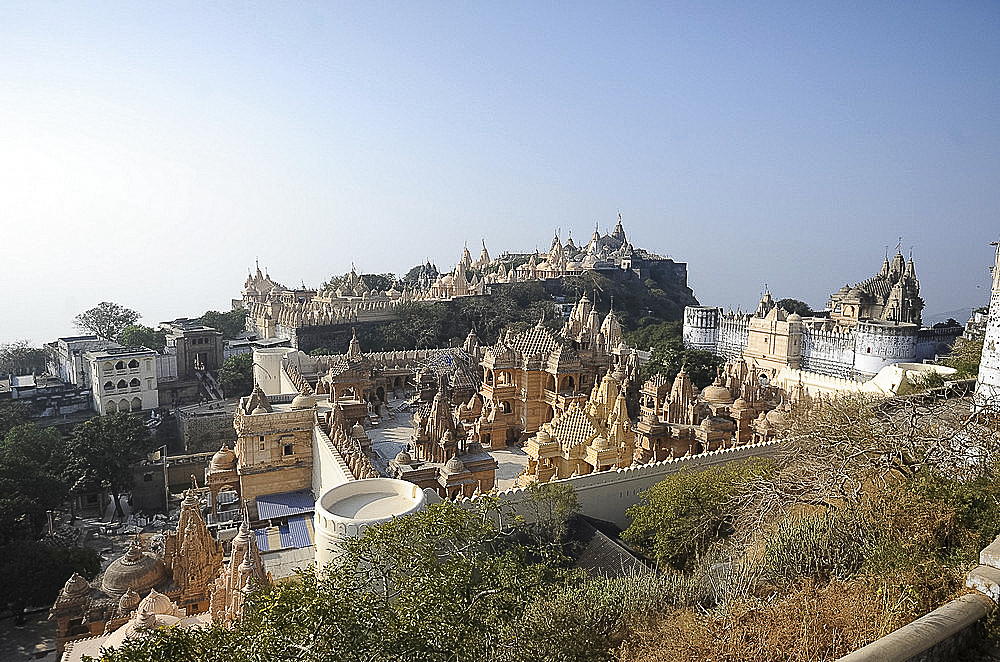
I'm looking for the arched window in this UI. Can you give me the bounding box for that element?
[115,361,125,370]
[104,381,114,391]
[128,359,139,369]
[120,398,131,412]
[117,380,128,390]
[131,397,142,410]
[106,400,117,413]
[129,378,140,388]
[103,362,114,374]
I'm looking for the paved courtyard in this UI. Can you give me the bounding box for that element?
[369,399,528,490]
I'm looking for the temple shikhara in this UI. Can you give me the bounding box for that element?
[52,490,269,659]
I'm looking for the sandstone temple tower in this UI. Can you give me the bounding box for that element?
[975,240,1000,408]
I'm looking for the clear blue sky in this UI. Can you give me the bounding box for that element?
[2,2,998,344]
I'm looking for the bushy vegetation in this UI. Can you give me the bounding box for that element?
[617,392,1000,661]
[219,353,254,397]
[97,486,678,662]
[623,459,778,571]
[625,321,723,389]
[0,404,138,622]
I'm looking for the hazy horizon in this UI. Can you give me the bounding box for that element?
[3,3,998,346]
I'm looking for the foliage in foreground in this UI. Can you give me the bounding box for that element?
[96,488,670,662]
[623,459,778,571]
[0,539,101,624]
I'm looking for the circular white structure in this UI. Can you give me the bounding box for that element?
[314,478,426,569]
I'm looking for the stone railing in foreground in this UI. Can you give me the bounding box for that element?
[836,538,1000,662]
[454,439,784,529]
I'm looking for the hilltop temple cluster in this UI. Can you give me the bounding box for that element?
[239,215,688,348]
[683,250,962,399]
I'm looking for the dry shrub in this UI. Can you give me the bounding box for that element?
[620,578,919,662]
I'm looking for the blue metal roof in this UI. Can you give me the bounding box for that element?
[252,515,312,553]
[286,515,313,548]
[255,489,314,520]
[254,528,270,552]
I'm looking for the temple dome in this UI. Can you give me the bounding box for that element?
[394,449,412,465]
[118,587,140,614]
[290,392,316,410]
[701,380,734,406]
[210,445,237,471]
[351,422,366,438]
[63,573,90,598]
[101,540,168,599]
[444,456,466,473]
[766,408,787,426]
[137,588,182,617]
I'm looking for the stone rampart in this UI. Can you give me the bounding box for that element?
[915,326,963,361]
[682,306,720,352]
[800,326,855,378]
[457,440,783,529]
[718,315,749,360]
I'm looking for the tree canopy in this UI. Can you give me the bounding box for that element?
[75,302,141,341]
[64,412,154,519]
[93,486,680,662]
[0,340,49,376]
[199,309,248,339]
[0,539,101,624]
[0,423,69,542]
[626,321,723,389]
[775,298,815,316]
[623,458,777,570]
[117,325,166,351]
[219,353,254,398]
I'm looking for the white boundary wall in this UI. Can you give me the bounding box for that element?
[458,439,783,529]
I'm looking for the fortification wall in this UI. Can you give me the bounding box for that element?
[800,326,856,378]
[853,322,918,378]
[915,326,962,361]
[773,367,864,399]
[718,315,749,360]
[458,440,782,529]
[311,424,354,497]
[682,306,720,352]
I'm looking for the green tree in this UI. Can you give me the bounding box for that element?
[0,540,101,624]
[219,353,254,398]
[626,321,682,351]
[74,302,141,341]
[943,337,982,378]
[117,324,166,351]
[0,423,69,542]
[199,309,248,339]
[644,346,722,389]
[0,402,32,437]
[775,298,815,316]
[522,482,580,562]
[0,340,49,376]
[64,412,153,520]
[360,272,399,293]
[623,459,777,570]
